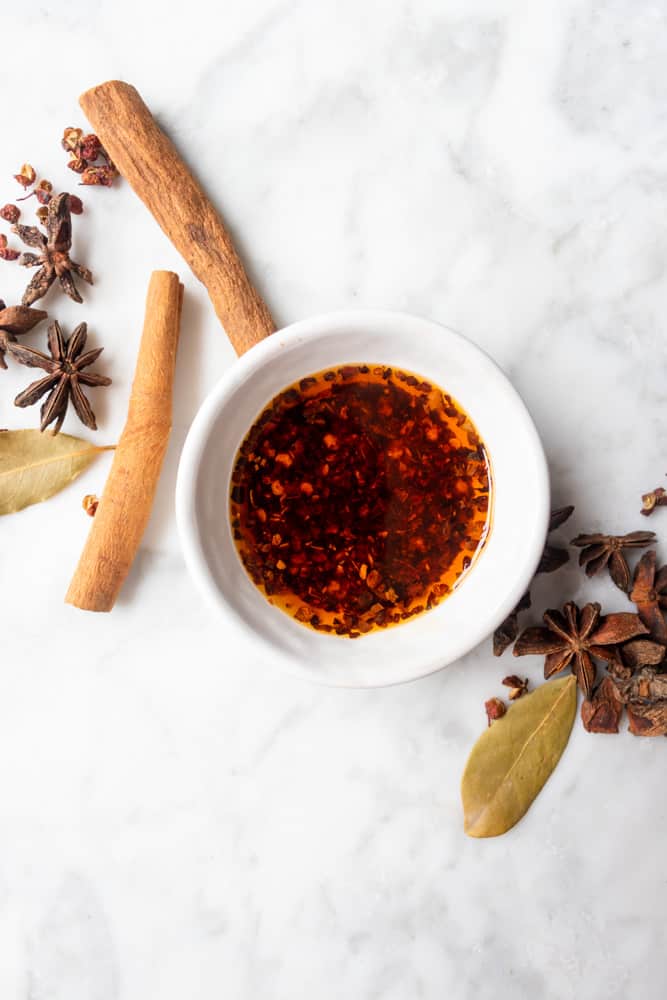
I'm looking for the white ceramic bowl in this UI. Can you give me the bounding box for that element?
[176,310,549,687]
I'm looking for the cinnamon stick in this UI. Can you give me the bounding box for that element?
[79,80,275,356]
[66,271,183,612]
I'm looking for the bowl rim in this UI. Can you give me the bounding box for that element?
[176,308,550,688]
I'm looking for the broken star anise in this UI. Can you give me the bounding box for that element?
[9,319,111,434]
[493,505,575,656]
[514,601,648,699]
[537,505,575,573]
[0,299,47,369]
[629,549,667,645]
[493,591,531,656]
[615,668,667,737]
[581,676,624,734]
[13,191,93,306]
[641,486,667,517]
[571,530,655,592]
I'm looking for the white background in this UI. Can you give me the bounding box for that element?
[1,1,666,997]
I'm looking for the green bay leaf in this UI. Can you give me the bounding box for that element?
[0,430,113,515]
[462,674,577,838]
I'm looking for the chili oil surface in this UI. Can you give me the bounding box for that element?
[229,364,491,637]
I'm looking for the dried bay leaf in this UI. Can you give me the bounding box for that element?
[462,674,577,838]
[0,429,113,514]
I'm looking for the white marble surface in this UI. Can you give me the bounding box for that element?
[1,0,666,997]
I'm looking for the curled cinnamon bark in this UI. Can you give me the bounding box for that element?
[65,271,183,611]
[79,80,275,355]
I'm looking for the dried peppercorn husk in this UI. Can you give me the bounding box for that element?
[0,234,20,261]
[0,204,20,223]
[14,163,36,188]
[81,165,116,187]
[17,179,53,207]
[82,493,99,517]
[485,697,506,725]
[501,675,529,700]
[581,676,623,734]
[62,127,118,187]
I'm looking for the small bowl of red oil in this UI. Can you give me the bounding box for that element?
[176,310,549,687]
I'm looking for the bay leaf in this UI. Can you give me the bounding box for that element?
[0,430,113,515]
[462,674,577,838]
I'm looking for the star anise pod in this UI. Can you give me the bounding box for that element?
[12,192,93,306]
[0,299,47,368]
[629,549,667,644]
[514,601,648,698]
[9,320,111,433]
[571,530,655,592]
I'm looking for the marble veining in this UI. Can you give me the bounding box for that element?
[1,1,666,997]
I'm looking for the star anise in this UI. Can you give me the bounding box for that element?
[0,299,47,368]
[9,320,111,433]
[571,530,655,592]
[12,192,93,306]
[514,601,648,698]
[629,549,667,644]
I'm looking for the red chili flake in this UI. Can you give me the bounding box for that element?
[0,204,20,223]
[230,365,491,636]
